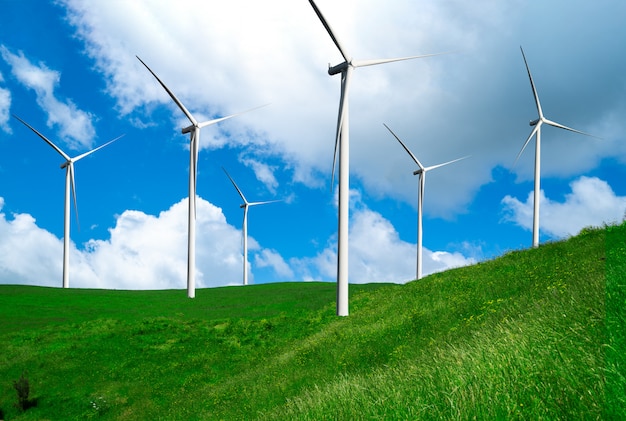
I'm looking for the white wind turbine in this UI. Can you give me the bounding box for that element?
[308,0,444,316]
[516,47,596,248]
[13,115,122,289]
[137,56,265,298]
[222,168,281,286]
[384,123,467,281]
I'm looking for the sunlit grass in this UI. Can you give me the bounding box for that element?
[0,223,623,419]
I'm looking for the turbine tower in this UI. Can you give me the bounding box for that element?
[308,0,443,316]
[516,47,595,248]
[13,115,122,288]
[384,123,467,280]
[223,168,280,286]
[137,56,264,298]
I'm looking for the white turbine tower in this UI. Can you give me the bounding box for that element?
[516,47,596,248]
[308,0,443,316]
[384,123,467,281]
[137,56,264,298]
[223,168,280,286]
[13,115,122,289]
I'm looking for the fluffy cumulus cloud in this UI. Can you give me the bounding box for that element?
[254,249,294,279]
[0,197,66,285]
[0,45,95,150]
[1,192,472,289]
[0,196,296,289]
[294,193,474,284]
[502,176,626,239]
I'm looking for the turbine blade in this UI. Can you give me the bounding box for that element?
[222,167,248,204]
[308,0,350,62]
[514,123,540,166]
[69,163,80,232]
[353,52,450,68]
[242,205,248,246]
[520,46,543,119]
[424,155,470,172]
[383,123,425,171]
[248,199,282,207]
[136,56,198,127]
[191,130,199,219]
[72,134,125,162]
[331,68,352,188]
[196,103,269,129]
[13,114,71,161]
[543,118,599,138]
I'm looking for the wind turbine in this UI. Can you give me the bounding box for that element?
[137,56,265,298]
[13,115,122,289]
[516,46,596,248]
[222,168,281,286]
[308,0,444,316]
[384,123,467,281]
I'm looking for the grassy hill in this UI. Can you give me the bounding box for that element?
[0,222,624,420]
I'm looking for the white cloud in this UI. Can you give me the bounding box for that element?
[0,71,11,133]
[0,196,295,289]
[241,158,279,194]
[294,195,474,284]
[54,0,626,218]
[0,188,474,288]
[502,176,626,238]
[254,249,295,279]
[0,199,67,286]
[0,45,95,150]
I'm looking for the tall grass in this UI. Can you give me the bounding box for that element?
[0,223,623,419]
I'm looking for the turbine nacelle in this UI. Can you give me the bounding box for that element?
[413,169,424,176]
[182,124,195,134]
[328,61,350,75]
[530,118,540,126]
[60,161,70,169]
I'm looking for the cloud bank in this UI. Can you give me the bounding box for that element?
[502,176,626,238]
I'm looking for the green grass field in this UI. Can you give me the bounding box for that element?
[0,222,624,420]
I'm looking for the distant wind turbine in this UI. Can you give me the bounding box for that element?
[516,47,596,248]
[137,56,265,298]
[308,0,444,316]
[13,115,122,289]
[384,123,467,281]
[223,168,280,286]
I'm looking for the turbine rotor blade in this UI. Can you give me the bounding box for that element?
[383,123,425,171]
[136,56,198,127]
[520,46,543,119]
[69,163,80,232]
[191,130,199,219]
[308,0,350,62]
[331,68,352,187]
[514,123,541,166]
[543,118,599,138]
[352,52,450,68]
[13,114,71,161]
[196,103,269,130]
[248,199,282,207]
[72,134,125,163]
[222,167,249,204]
[424,155,470,172]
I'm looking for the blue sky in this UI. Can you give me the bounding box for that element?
[1,0,625,290]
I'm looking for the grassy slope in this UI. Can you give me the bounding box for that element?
[0,223,624,420]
